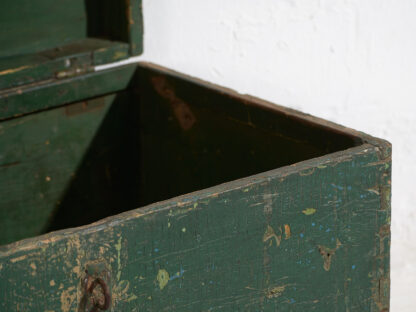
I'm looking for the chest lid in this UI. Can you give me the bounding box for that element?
[0,0,143,91]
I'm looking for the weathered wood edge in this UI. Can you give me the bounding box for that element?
[0,142,386,257]
[0,60,391,256]
[0,60,392,156]
[128,0,144,55]
[0,64,137,121]
[136,62,391,157]
[0,40,130,91]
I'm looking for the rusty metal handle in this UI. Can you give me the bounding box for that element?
[85,277,111,312]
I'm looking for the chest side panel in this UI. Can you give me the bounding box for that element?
[0,145,390,311]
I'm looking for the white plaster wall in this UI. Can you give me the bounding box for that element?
[100,1,416,310]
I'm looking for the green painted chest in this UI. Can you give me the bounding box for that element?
[0,1,391,311]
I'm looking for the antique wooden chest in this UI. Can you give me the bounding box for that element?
[0,1,391,311]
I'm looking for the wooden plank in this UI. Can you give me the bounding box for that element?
[0,143,391,311]
[0,64,137,120]
[127,0,144,55]
[0,39,130,90]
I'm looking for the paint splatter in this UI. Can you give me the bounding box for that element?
[284,224,291,239]
[302,208,317,215]
[157,269,170,290]
[170,266,185,281]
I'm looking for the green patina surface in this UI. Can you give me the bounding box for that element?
[0,143,390,311]
[0,63,391,311]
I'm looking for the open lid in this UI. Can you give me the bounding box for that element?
[0,0,143,90]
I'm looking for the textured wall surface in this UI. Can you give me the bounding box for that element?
[98,1,416,310]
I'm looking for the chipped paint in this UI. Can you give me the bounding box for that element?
[0,65,31,76]
[284,224,291,239]
[113,51,128,60]
[10,254,28,263]
[60,286,76,312]
[49,280,55,286]
[263,225,281,247]
[299,168,315,176]
[72,265,81,275]
[318,239,342,271]
[157,269,170,290]
[302,208,317,215]
[30,262,37,276]
[266,285,286,299]
[168,205,196,217]
[126,294,138,302]
[113,279,137,304]
[367,188,380,195]
[115,236,122,281]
